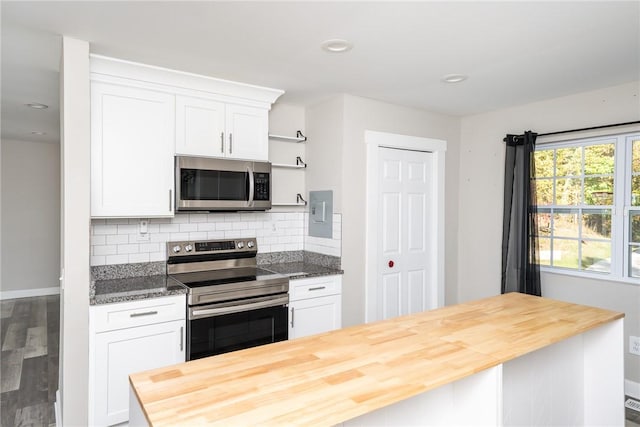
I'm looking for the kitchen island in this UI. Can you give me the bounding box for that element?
[129,293,624,426]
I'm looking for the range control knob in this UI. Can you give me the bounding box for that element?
[247,241,254,248]
[172,245,182,253]
[237,241,245,249]
[184,244,193,252]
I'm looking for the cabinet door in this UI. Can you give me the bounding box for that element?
[289,294,342,340]
[91,82,175,217]
[175,96,226,157]
[93,320,185,426]
[225,104,268,161]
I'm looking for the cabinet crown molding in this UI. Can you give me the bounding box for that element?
[90,54,284,106]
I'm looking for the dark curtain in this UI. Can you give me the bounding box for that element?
[501,131,541,296]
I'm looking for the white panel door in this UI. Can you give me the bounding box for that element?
[175,95,226,157]
[91,82,175,217]
[225,104,269,161]
[378,147,433,320]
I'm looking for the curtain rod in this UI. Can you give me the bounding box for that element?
[504,120,640,143]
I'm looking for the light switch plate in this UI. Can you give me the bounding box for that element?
[308,190,333,238]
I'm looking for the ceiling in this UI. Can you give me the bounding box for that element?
[2,1,639,145]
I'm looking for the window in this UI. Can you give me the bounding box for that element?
[533,132,640,281]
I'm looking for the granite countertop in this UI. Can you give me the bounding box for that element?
[262,261,343,280]
[90,275,187,305]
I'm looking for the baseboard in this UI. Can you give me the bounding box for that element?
[627,379,640,400]
[0,286,60,300]
[55,389,61,427]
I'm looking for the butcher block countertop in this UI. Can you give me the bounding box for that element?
[129,293,623,426]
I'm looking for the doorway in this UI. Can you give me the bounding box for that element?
[364,131,446,323]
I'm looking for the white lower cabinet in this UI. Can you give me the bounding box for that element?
[89,295,186,426]
[288,275,342,340]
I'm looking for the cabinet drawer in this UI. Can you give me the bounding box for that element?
[290,275,342,301]
[91,295,185,333]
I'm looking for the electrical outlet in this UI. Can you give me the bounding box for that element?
[630,335,640,356]
[138,219,150,241]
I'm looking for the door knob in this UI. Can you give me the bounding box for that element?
[388,260,394,268]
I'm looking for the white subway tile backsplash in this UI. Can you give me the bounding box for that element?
[189,213,208,223]
[105,254,128,265]
[179,223,198,232]
[188,232,208,240]
[93,245,117,256]
[92,235,106,245]
[106,234,129,245]
[129,253,150,263]
[159,223,180,233]
[90,211,342,266]
[117,244,139,254]
[93,224,117,235]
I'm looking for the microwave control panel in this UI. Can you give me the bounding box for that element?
[254,173,270,201]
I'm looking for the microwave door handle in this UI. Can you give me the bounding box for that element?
[248,166,255,205]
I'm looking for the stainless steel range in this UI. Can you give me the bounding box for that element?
[167,238,289,360]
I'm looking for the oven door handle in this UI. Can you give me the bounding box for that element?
[191,295,288,319]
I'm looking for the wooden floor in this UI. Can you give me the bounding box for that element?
[1,295,59,427]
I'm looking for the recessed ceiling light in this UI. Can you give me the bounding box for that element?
[441,74,468,84]
[26,103,49,109]
[321,39,353,53]
[30,131,47,135]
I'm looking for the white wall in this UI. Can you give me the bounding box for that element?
[306,94,460,327]
[1,139,60,297]
[60,36,91,426]
[458,81,640,385]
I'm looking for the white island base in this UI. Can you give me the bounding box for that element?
[344,319,623,426]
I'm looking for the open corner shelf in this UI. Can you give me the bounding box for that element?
[268,130,307,143]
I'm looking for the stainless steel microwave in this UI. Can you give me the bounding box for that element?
[175,156,272,211]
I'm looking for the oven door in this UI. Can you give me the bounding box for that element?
[187,294,288,360]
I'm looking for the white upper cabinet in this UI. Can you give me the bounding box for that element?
[91,82,175,218]
[90,55,283,217]
[225,104,268,160]
[175,96,226,157]
[175,97,268,161]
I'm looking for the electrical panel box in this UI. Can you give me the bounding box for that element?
[308,190,333,238]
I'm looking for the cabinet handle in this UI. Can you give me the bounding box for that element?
[229,133,233,154]
[220,132,224,153]
[130,310,158,318]
[290,307,294,327]
[180,326,184,351]
[169,189,172,212]
[309,286,326,291]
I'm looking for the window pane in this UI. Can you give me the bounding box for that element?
[556,147,582,176]
[632,139,640,174]
[555,178,581,205]
[538,237,551,266]
[534,179,553,205]
[552,239,579,269]
[534,150,554,178]
[630,246,640,278]
[536,212,551,236]
[630,212,640,243]
[582,240,611,273]
[584,143,614,175]
[553,210,579,238]
[584,177,614,205]
[582,210,611,239]
[631,176,640,206]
